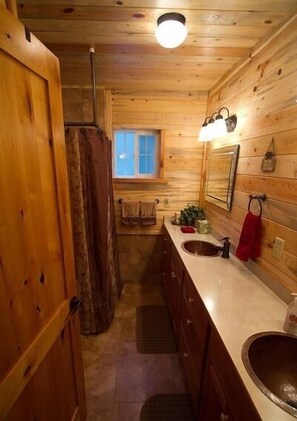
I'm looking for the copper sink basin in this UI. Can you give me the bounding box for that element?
[181,240,220,257]
[242,331,297,418]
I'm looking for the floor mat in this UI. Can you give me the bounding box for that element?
[140,394,194,421]
[136,305,177,354]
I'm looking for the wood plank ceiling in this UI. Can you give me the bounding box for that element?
[17,0,297,92]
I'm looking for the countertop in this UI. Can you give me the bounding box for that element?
[164,221,295,421]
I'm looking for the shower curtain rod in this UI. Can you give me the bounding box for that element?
[64,47,100,129]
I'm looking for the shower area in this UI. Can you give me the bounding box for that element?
[63,49,123,335]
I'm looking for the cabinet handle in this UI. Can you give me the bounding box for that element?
[186,319,192,325]
[183,352,189,358]
[188,297,194,303]
[220,414,228,421]
[162,272,166,276]
[171,271,176,278]
[163,251,167,255]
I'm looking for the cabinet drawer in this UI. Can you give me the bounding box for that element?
[183,272,209,345]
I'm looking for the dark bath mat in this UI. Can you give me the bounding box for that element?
[136,305,177,354]
[140,394,194,421]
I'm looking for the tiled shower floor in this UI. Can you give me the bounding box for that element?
[80,282,187,421]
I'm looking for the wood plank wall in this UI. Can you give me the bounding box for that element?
[112,90,207,282]
[202,17,297,293]
[62,87,106,129]
[112,90,208,235]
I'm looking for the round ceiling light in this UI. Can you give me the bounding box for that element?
[155,13,187,48]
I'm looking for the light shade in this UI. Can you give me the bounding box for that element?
[213,115,228,138]
[155,13,187,48]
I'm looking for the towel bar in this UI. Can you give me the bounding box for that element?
[118,199,159,204]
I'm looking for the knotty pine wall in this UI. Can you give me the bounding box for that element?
[112,91,207,234]
[62,87,207,282]
[112,91,207,282]
[202,17,297,294]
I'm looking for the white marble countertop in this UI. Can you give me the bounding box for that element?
[164,221,295,421]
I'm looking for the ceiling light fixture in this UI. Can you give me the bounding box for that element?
[198,107,237,142]
[155,13,187,48]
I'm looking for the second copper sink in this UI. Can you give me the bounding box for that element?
[242,331,297,418]
[181,240,220,257]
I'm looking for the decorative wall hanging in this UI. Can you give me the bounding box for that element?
[261,137,277,172]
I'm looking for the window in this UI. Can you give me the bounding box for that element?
[113,130,162,179]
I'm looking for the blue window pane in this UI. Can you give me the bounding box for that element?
[139,135,146,154]
[125,156,135,176]
[147,156,155,174]
[115,133,126,154]
[126,132,135,154]
[139,156,155,175]
[139,156,146,174]
[146,136,156,154]
[116,156,126,176]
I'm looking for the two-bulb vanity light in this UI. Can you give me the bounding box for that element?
[198,107,237,142]
[155,13,187,48]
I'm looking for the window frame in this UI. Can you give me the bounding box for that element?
[113,129,165,183]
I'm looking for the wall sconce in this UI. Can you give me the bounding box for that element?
[198,107,237,142]
[155,13,187,48]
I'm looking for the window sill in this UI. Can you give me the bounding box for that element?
[113,178,168,184]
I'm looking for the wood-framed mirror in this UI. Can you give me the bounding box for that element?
[205,144,240,211]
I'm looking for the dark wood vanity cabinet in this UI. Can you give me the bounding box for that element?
[162,231,261,421]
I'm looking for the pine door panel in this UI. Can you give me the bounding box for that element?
[0,5,86,419]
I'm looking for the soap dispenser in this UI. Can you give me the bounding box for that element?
[283,293,297,335]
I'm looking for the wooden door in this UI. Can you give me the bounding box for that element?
[0,6,86,420]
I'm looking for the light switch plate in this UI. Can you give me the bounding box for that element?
[272,237,284,259]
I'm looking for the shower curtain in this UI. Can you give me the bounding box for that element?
[65,127,122,335]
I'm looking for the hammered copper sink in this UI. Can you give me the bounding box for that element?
[181,240,220,257]
[242,332,297,418]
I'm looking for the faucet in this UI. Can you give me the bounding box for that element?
[218,237,230,259]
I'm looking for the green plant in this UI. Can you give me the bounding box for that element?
[180,204,205,226]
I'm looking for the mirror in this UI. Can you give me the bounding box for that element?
[205,144,239,211]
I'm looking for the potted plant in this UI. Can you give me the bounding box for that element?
[180,204,205,226]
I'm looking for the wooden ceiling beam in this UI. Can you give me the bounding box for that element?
[17,0,297,13]
[46,43,249,57]
[17,5,286,27]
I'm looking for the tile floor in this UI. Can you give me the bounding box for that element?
[80,282,187,421]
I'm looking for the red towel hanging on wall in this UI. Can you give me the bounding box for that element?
[236,212,262,262]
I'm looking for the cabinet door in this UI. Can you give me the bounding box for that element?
[182,272,209,346]
[179,326,201,415]
[0,7,86,420]
[180,273,209,415]
[202,328,261,421]
[168,245,184,337]
[161,233,171,301]
[199,360,233,421]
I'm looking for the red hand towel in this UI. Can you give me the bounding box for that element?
[181,226,195,233]
[236,212,262,262]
